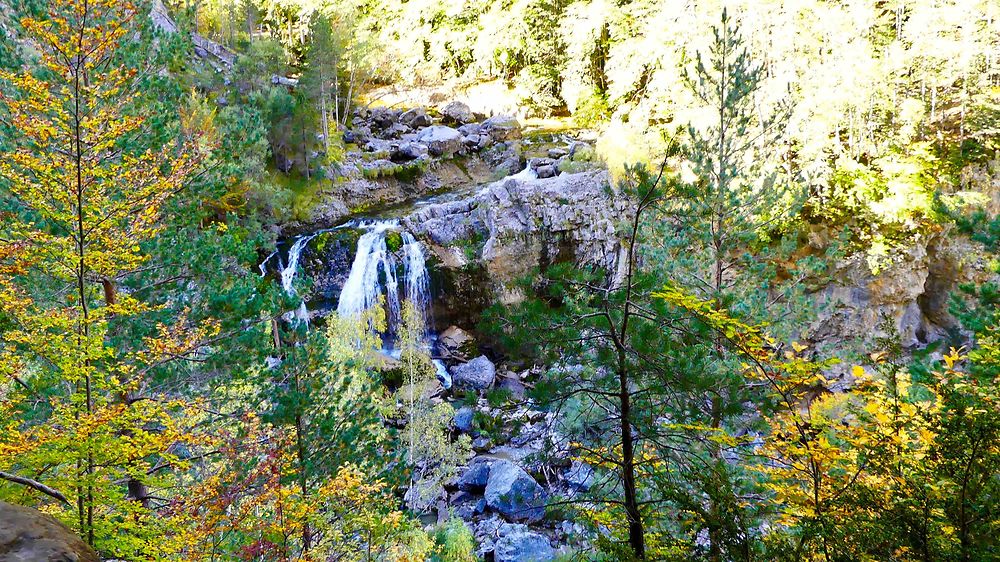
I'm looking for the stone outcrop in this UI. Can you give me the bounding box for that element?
[805,226,990,389]
[404,170,626,303]
[0,501,99,562]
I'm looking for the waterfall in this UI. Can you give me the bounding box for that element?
[336,220,402,323]
[281,234,317,295]
[336,220,449,387]
[278,233,317,325]
[402,232,431,328]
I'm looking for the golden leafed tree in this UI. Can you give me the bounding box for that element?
[0,0,216,556]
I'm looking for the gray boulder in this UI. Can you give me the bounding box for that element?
[457,457,494,491]
[481,114,522,141]
[450,355,496,390]
[494,524,555,562]
[564,461,595,491]
[400,107,432,128]
[417,125,464,157]
[453,406,476,433]
[536,164,557,179]
[441,100,475,124]
[458,123,482,136]
[393,141,428,161]
[0,501,99,562]
[484,460,547,522]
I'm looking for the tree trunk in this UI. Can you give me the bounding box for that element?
[619,364,645,559]
[320,72,330,157]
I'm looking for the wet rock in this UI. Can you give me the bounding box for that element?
[457,457,494,491]
[547,147,569,159]
[0,501,99,562]
[441,100,475,125]
[400,107,432,128]
[417,125,464,157]
[484,460,547,522]
[494,524,555,562]
[451,355,496,390]
[453,406,476,433]
[481,114,522,142]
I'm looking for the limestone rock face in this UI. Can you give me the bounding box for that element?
[806,227,990,388]
[484,460,547,523]
[0,501,99,562]
[403,170,626,304]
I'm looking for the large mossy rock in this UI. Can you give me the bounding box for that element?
[0,501,99,562]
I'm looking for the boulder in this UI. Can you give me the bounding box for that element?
[547,147,569,159]
[370,107,398,129]
[457,457,494,491]
[450,355,496,390]
[0,501,99,562]
[400,107,432,128]
[393,141,428,161]
[439,325,476,360]
[498,374,527,399]
[453,406,476,433]
[493,524,555,562]
[441,101,475,124]
[484,460,547,522]
[535,164,557,179]
[463,134,482,149]
[564,461,595,491]
[481,114,522,142]
[458,123,482,136]
[417,126,464,157]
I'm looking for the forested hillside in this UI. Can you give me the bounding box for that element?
[0,1,997,561]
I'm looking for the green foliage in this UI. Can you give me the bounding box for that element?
[432,518,477,562]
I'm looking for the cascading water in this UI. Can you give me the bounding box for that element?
[336,220,448,386]
[336,220,402,325]
[277,233,317,325]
